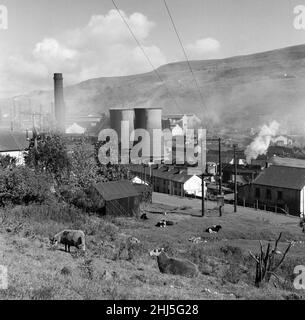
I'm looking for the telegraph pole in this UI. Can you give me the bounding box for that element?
[218,137,222,195]
[218,137,223,217]
[201,173,205,216]
[234,144,238,213]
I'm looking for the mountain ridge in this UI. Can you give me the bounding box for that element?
[2,43,305,134]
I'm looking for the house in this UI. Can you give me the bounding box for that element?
[0,131,29,165]
[129,164,207,198]
[93,180,141,216]
[238,165,305,216]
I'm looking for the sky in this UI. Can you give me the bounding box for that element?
[1,0,305,98]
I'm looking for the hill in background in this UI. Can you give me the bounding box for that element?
[2,44,305,135]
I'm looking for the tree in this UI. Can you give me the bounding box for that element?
[94,140,129,182]
[24,132,71,183]
[249,233,293,287]
[70,139,103,189]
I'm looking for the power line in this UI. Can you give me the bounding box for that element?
[163,0,208,117]
[111,0,184,113]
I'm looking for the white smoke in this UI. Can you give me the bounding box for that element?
[245,121,280,163]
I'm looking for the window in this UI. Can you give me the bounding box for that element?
[266,189,271,199]
[278,191,283,201]
[255,188,260,199]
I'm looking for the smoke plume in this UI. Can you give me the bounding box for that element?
[245,120,280,163]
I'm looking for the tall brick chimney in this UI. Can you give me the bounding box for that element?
[53,73,66,132]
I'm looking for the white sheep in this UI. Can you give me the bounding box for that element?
[150,248,199,278]
[50,230,86,252]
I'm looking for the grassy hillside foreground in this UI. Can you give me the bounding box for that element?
[0,193,305,300]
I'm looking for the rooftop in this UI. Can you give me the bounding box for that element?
[253,165,305,190]
[268,156,305,168]
[93,180,140,201]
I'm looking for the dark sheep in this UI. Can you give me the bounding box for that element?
[150,248,199,278]
[140,213,148,220]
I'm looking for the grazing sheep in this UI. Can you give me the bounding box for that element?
[50,230,86,252]
[150,248,199,278]
[205,225,222,234]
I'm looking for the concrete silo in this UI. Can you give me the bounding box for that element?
[134,108,162,161]
[109,108,135,142]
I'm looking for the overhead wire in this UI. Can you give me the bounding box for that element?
[111,0,185,114]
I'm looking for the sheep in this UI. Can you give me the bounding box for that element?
[205,225,222,234]
[140,213,148,220]
[50,230,86,252]
[155,220,166,228]
[155,219,174,228]
[149,248,199,278]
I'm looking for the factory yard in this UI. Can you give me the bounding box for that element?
[0,193,304,300]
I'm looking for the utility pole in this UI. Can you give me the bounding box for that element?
[234,144,238,213]
[201,173,205,217]
[218,137,222,195]
[218,137,223,217]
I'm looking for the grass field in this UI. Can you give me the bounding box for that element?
[0,193,304,300]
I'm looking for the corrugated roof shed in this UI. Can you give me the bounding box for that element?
[253,165,305,190]
[94,180,140,201]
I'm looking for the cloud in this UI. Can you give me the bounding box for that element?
[0,9,166,97]
[186,38,220,59]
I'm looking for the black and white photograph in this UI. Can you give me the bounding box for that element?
[1,0,305,305]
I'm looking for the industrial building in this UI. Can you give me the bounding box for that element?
[108,107,202,165]
[238,165,305,216]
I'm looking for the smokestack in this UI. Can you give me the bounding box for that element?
[53,73,66,132]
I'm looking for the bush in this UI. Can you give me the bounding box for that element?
[59,185,105,214]
[0,167,53,206]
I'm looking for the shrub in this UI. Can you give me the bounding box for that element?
[59,185,105,214]
[0,167,53,206]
